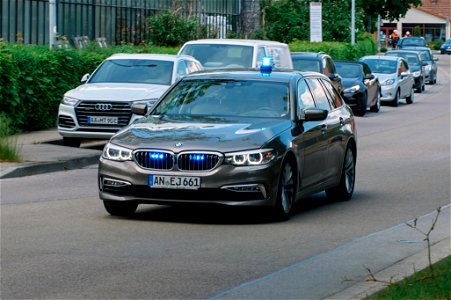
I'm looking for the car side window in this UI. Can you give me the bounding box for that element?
[306,78,332,111]
[256,47,265,66]
[297,79,315,111]
[400,60,408,72]
[363,64,372,76]
[177,60,188,78]
[320,79,342,109]
[326,57,336,74]
[186,60,201,73]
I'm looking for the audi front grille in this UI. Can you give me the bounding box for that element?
[75,101,132,127]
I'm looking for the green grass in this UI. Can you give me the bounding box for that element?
[367,256,451,300]
[0,136,22,162]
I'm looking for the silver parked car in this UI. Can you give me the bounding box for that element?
[58,53,203,147]
[360,55,415,107]
[98,64,357,221]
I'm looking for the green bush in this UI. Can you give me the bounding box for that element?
[0,41,178,134]
[147,11,206,47]
[289,33,376,60]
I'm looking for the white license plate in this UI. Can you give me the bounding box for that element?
[88,116,118,124]
[149,175,201,190]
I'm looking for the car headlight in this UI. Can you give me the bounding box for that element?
[425,65,432,71]
[344,85,360,93]
[224,149,276,166]
[381,79,395,86]
[413,71,421,77]
[61,96,79,106]
[102,143,133,161]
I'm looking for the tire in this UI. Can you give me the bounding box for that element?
[273,161,296,221]
[370,90,381,113]
[63,137,81,147]
[103,200,138,217]
[391,90,399,107]
[326,144,356,202]
[406,86,414,104]
[354,93,368,117]
[416,79,422,93]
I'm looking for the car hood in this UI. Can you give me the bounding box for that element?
[373,73,396,83]
[110,115,292,152]
[65,83,170,101]
[342,78,361,88]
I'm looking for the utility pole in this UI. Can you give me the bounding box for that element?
[351,0,355,45]
[49,0,57,49]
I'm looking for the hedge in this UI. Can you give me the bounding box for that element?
[0,37,375,135]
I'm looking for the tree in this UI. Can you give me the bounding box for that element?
[359,0,422,32]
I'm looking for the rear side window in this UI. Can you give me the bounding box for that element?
[305,78,331,111]
[320,79,342,109]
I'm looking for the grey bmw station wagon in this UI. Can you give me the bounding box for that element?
[98,63,357,220]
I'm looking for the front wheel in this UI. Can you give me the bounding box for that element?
[406,86,414,104]
[391,90,399,107]
[103,200,138,217]
[326,145,355,201]
[354,92,368,117]
[273,161,296,221]
[370,90,381,113]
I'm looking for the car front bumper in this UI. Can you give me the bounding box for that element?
[98,156,282,207]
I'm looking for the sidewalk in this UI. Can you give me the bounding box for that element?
[0,129,102,179]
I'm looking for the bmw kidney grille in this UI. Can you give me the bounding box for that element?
[134,151,222,171]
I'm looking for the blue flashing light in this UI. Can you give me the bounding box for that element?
[149,152,165,160]
[260,56,273,77]
[190,154,205,161]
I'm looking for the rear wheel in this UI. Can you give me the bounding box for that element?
[103,200,138,217]
[326,145,355,201]
[63,137,81,147]
[274,161,296,221]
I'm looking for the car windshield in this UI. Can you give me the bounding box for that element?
[292,58,321,72]
[401,38,425,46]
[336,64,362,79]
[362,59,397,74]
[388,53,420,66]
[89,59,173,85]
[152,79,290,118]
[179,44,254,69]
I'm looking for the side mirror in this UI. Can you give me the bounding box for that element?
[364,74,375,80]
[433,57,439,61]
[81,73,90,83]
[400,71,409,78]
[132,103,148,116]
[300,108,328,121]
[328,73,337,80]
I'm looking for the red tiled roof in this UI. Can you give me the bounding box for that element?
[416,0,451,20]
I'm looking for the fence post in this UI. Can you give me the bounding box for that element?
[49,0,57,49]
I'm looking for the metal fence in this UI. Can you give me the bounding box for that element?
[1,0,242,46]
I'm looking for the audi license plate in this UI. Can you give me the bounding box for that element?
[87,116,118,125]
[149,175,201,190]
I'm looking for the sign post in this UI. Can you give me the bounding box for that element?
[310,2,322,42]
[49,0,57,49]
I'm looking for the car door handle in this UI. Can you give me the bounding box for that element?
[340,117,344,126]
[321,124,327,134]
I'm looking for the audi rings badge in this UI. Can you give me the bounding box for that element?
[95,103,113,111]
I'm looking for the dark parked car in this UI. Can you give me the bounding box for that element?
[335,61,381,116]
[98,65,357,220]
[291,52,344,95]
[439,39,451,54]
[401,46,438,84]
[397,37,427,49]
[385,50,426,93]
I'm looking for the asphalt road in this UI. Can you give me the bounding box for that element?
[1,55,450,299]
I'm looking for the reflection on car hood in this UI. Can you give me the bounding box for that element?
[342,78,361,88]
[65,83,169,101]
[373,73,396,83]
[111,115,292,152]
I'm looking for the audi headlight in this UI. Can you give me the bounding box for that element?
[102,143,133,161]
[381,79,395,86]
[225,149,276,166]
[61,96,79,106]
[413,71,421,77]
[425,65,432,71]
[344,85,360,93]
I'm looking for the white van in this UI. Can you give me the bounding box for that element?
[178,39,293,70]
